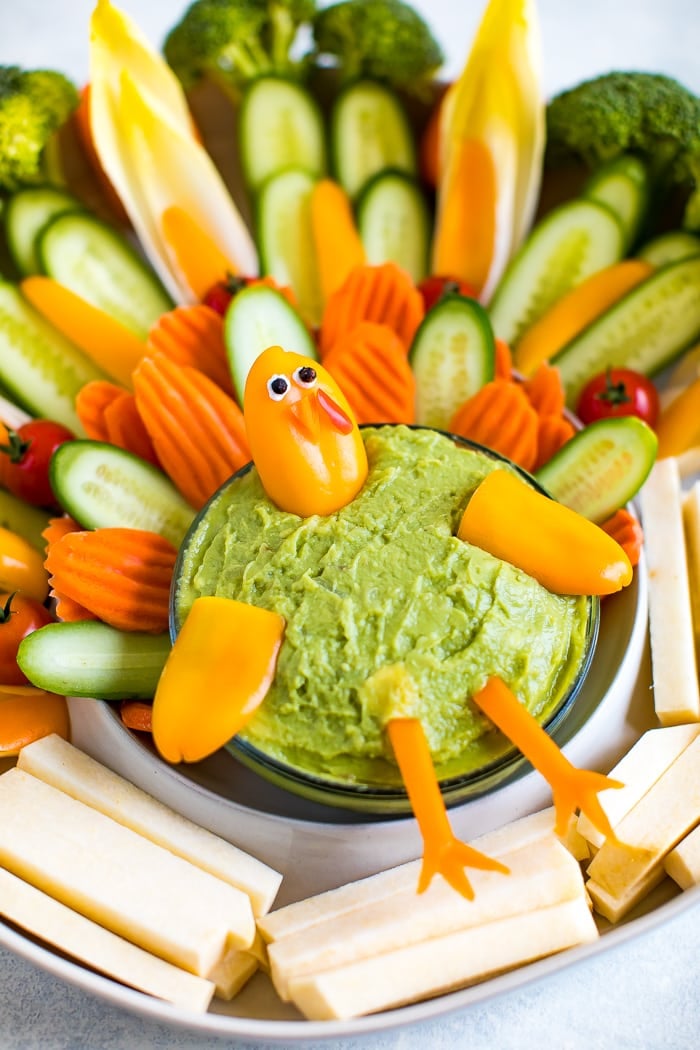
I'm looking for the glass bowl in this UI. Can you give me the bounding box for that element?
[171,424,599,814]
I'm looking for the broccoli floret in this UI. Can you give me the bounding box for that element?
[163,0,317,96]
[546,72,700,232]
[0,66,79,192]
[312,0,443,96]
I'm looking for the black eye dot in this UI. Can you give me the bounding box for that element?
[267,375,289,400]
[295,366,317,385]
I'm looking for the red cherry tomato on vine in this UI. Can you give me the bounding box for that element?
[417,275,478,314]
[0,591,53,685]
[576,369,660,428]
[201,273,248,315]
[0,420,74,508]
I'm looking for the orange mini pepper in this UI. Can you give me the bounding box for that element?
[244,346,368,518]
[458,470,632,596]
[0,526,50,604]
[0,684,69,757]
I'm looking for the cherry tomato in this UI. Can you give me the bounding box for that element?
[202,273,248,315]
[0,591,53,685]
[417,275,478,314]
[576,369,660,427]
[0,420,74,507]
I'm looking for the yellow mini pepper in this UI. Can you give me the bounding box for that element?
[0,526,50,603]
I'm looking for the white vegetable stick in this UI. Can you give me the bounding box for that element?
[638,458,700,724]
[18,735,281,916]
[576,724,700,849]
[269,837,585,1001]
[206,950,258,1001]
[0,867,215,1012]
[586,866,667,924]
[585,735,700,917]
[287,896,598,1021]
[664,824,700,890]
[0,768,255,976]
[682,482,700,660]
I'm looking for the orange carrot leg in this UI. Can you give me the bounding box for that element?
[472,677,624,842]
[387,718,509,899]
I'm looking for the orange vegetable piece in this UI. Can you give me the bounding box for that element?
[319,263,424,357]
[418,90,447,188]
[513,259,654,376]
[152,596,285,764]
[160,205,239,300]
[133,353,250,510]
[457,469,633,596]
[449,379,539,472]
[522,362,566,418]
[388,718,509,899]
[655,376,700,459]
[323,321,416,425]
[244,346,368,518]
[0,684,70,757]
[73,83,131,226]
[76,380,127,442]
[533,413,576,471]
[600,508,644,569]
[471,676,623,840]
[120,700,153,734]
[21,276,146,389]
[310,178,366,306]
[103,391,160,466]
[493,337,513,380]
[45,527,177,633]
[146,304,235,397]
[42,516,96,623]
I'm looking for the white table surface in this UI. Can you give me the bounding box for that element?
[1,1,699,1047]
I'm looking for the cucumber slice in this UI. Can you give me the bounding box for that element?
[582,155,650,250]
[0,282,106,433]
[535,417,658,523]
[37,211,172,339]
[554,255,700,408]
[256,169,323,326]
[0,489,51,551]
[224,283,318,404]
[4,186,84,275]
[17,621,170,700]
[488,199,625,347]
[410,294,496,429]
[239,75,326,192]
[331,79,416,198]
[637,230,700,268]
[356,170,431,283]
[50,440,194,547]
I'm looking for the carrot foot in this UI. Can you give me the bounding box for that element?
[552,767,624,844]
[418,836,509,898]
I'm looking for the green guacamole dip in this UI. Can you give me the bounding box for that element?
[173,426,592,787]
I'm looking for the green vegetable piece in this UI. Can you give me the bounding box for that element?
[0,488,51,551]
[4,185,84,275]
[637,230,700,268]
[356,169,430,282]
[582,154,650,250]
[0,65,78,192]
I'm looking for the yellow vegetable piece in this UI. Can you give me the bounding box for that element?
[0,685,69,757]
[656,376,700,459]
[152,597,286,764]
[514,259,654,374]
[457,470,632,595]
[0,526,49,603]
[21,277,146,388]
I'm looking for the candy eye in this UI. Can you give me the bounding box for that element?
[267,375,289,401]
[293,365,317,387]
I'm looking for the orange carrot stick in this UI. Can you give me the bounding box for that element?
[120,700,153,733]
[533,413,576,471]
[471,677,624,840]
[161,205,239,300]
[146,304,235,396]
[449,379,539,472]
[45,527,177,634]
[513,259,654,376]
[600,507,644,568]
[21,276,146,388]
[310,178,366,306]
[493,337,513,380]
[522,362,566,418]
[0,685,70,757]
[133,353,250,509]
[323,321,416,424]
[73,83,131,226]
[319,263,424,357]
[75,380,129,442]
[387,718,509,898]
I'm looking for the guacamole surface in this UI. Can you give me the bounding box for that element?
[174,426,592,786]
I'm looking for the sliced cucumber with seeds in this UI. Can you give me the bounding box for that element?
[488,198,625,347]
[4,185,84,275]
[17,621,170,700]
[536,417,658,523]
[356,169,431,283]
[256,167,323,326]
[239,75,326,192]
[410,294,495,430]
[331,79,416,198]
[37,211,172,338]
[0,282,106,433]
[582,155,650,250]
[637,230,700,268]
[50,441,194,547]
[554,255,700,408]
[224,283,318,404]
